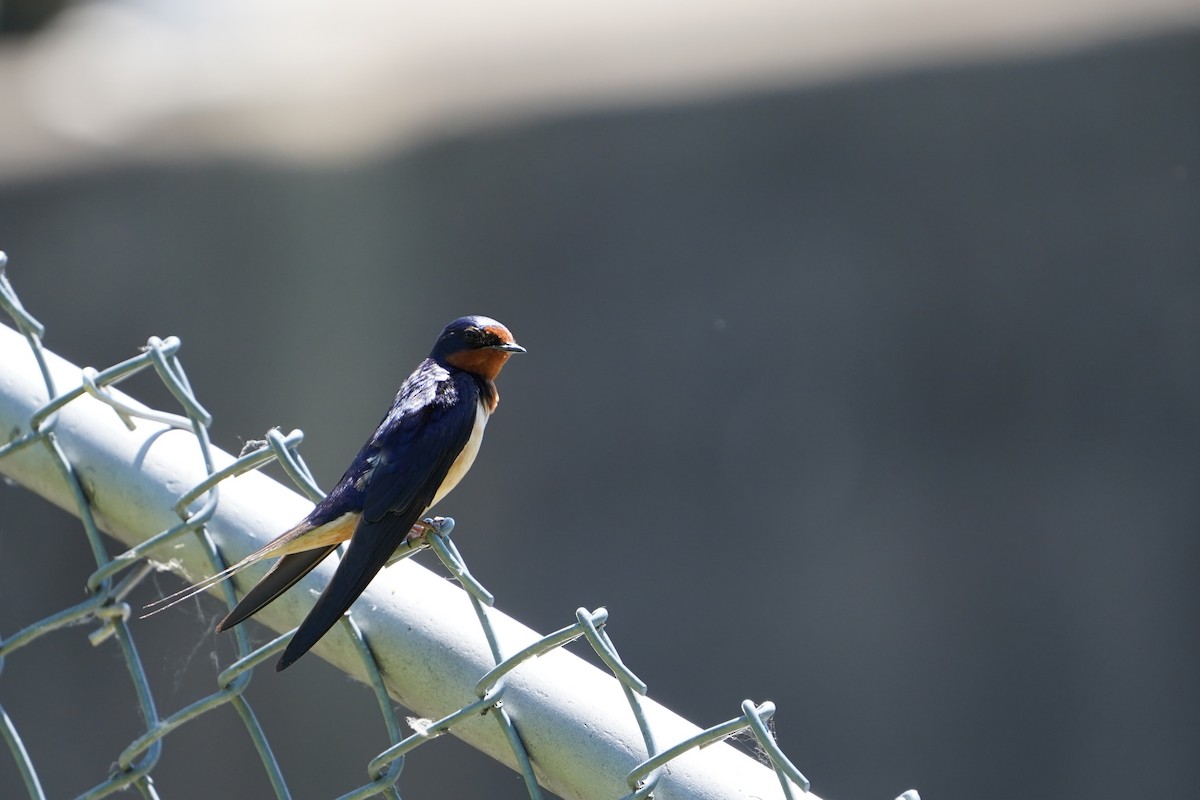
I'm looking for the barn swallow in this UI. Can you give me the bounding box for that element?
[147,316,524,670]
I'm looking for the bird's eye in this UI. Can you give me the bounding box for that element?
[463,327,484,345]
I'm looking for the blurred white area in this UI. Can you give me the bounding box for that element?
[0,0,1197,181]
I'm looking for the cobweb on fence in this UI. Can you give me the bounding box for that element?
[0,251,909,800]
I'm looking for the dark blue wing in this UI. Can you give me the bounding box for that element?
[276,367,481,670]
[360,370,480,523]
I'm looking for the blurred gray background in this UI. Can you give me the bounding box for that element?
[0,2,1198,799]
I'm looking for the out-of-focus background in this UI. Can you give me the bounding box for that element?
[1,1,1198,798]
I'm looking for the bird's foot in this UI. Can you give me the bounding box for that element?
[404,515,455,545]
[404,521,431,545]
[387,517,456,567]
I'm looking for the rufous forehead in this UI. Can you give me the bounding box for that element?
[482,324,516,343]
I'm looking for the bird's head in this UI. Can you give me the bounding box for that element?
[431,316,525,379]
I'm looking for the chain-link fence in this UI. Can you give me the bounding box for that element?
[0,251,913,799]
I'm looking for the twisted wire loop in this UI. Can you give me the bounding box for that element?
[0,251,912,800]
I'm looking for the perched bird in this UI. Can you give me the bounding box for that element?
[147,316,524,670]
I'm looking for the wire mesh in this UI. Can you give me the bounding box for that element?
[0,250,907,799]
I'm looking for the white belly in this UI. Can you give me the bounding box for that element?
[430,400,487,509]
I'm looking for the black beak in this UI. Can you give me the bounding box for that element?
[492,342,526,354]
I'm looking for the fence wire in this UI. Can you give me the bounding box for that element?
[0,251,904,800]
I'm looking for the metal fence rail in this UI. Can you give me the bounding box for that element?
[0,251,909,800]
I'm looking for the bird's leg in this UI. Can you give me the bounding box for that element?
[411,516,454,542]
[405,519,433,545]
[385,517,454,568]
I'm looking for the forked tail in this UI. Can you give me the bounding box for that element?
[139,535,286,619]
